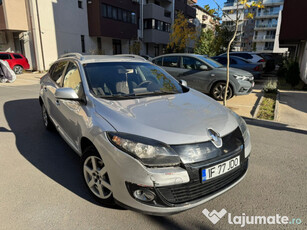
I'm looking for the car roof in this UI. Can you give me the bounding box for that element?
[56,54,149,64]
[153,53,203,59]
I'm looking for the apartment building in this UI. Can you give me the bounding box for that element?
[222,0,246,51]
[193,5,219,31]
[253,0,287,53]
[0,0,29,57]
[222,0,287,53]
[0,0,196,71]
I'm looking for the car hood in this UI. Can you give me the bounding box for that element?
[93,90,238,145]
[214,67,253,77]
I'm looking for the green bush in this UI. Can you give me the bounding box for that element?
[285,61,300,87]
[263,80,278,93]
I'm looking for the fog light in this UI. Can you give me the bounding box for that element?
[133,189,155,202]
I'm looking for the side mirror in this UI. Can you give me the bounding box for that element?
[55,88,80,101]
[200,65,208,71]
[179,80,188,87]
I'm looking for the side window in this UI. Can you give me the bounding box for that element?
[230,58,237,64]
[217,57,227,65]
[63,62,83,97]
[163,56,179,68]
[182,57,204,70]
[13,54,23,59]
[51,61,67,85]
[153,57,162,66]
[0,53,12,60]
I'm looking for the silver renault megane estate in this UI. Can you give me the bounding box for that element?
[39,53,251,215]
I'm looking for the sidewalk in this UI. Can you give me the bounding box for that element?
[0,72,44,86]
[219,89,263,118]
[277,90,307,131]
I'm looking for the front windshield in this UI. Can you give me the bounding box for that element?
[83,62,184,99]
[196,55,223,68]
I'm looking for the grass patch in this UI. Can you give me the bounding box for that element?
[257,93,276,120]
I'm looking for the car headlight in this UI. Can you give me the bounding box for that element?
[230,110,250,140]
[233,74,251,81]
[107,132,181,167]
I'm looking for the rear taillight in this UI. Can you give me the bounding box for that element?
[254,65,260,71]
[258,59,265,62]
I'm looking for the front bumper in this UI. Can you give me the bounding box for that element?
[93,128,251,215]
[235,80,254,95]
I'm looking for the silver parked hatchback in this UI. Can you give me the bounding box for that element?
[39,53,251,215]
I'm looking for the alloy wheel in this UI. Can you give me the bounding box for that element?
[83,156,112,199]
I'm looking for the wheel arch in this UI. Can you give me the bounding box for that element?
[80,137,96,155]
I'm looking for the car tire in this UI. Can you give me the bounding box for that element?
[13,65,23,75]
[81,145,115,206]
[41,103,54,130]
[211,82,233,101]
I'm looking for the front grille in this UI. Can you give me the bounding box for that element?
[156,159,248,205]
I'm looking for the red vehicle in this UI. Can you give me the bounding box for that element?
[0,52,30,74]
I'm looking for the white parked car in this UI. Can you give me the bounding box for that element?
[219,52,266,67]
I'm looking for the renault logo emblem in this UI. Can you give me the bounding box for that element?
[207,128,223,148]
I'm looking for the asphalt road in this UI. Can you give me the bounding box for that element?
[0,83,306,230]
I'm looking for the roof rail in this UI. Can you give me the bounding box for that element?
[60,53,84,60]
[115,54,146,61]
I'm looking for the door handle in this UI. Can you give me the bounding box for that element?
[56,100,60,106]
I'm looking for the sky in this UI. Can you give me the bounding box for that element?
[196,0,225,11]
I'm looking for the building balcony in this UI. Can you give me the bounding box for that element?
[254,24,277,30]
[143,3,172,23]
[255,12,279,18]
[175,0,196,18]
[143,29,170,44]
[263,0,284,6]
[253,35,276,41]
[0,0,29,31]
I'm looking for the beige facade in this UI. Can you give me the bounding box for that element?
[0,0,29,31]
[194,5,219,31]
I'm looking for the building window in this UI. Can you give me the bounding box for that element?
[97,37,102,51]
[101,4,137,24]
[113,39,122,54]
[78,0,83,9]
[81,35,85,53]
[144,19,170,32]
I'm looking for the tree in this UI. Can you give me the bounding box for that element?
[194,29,216,56]
[214,25,237,55]
[167,12,196,53]
[212,0,264,106]
[129,41,141,55]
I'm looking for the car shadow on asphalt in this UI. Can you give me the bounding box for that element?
[3,98,123,210]
[243,117,307,135]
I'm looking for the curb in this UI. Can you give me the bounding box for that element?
[252,96,263,119]
[274,90,280,121]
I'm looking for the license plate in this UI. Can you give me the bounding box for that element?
[201,156,240,182]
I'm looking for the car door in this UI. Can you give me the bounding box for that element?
[177,56,211,92]
[44,61,68,127]
[161,56,180,78]
[55,61,87,149]
[0,53,13,69]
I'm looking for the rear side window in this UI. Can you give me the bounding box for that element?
[153,57,162,66]
[13,54,23,59]
[0,53,12,60]
[163,56,179,68]
[50,61,67,85]
[215,57,227,65]
[232,53,253,59]
[234,57,248,64]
